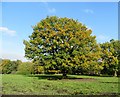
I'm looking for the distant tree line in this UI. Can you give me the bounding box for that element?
[0,59,33,75]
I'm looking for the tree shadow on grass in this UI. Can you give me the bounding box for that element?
[28,74,84,80]
[100,82,120,84]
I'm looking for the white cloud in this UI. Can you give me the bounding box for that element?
[86,26,92,30]
[84,9,94,14]
[2,53,28,62]
[97,35,109,40]
[96,35,111,43]
[0,27,16,36]
[43,2,56,13]
[48,8,56,13]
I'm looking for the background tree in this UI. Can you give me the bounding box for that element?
[0,59,21,74]
[100,39,119,76]
[24,16,103,77]
[110,39,120,76]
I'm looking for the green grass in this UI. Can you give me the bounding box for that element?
[1,74,119,95]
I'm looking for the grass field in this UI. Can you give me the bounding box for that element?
[1,74,119,95]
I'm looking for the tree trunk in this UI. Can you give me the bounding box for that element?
[63,72,67,79]
[114,71,117,77]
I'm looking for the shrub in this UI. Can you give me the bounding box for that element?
[16,62,34,75]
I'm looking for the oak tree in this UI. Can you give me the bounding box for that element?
[24,16,102,77]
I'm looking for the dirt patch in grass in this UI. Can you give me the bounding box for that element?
[98,92,120,96]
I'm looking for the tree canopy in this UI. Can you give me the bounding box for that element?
[23,16,103,77]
